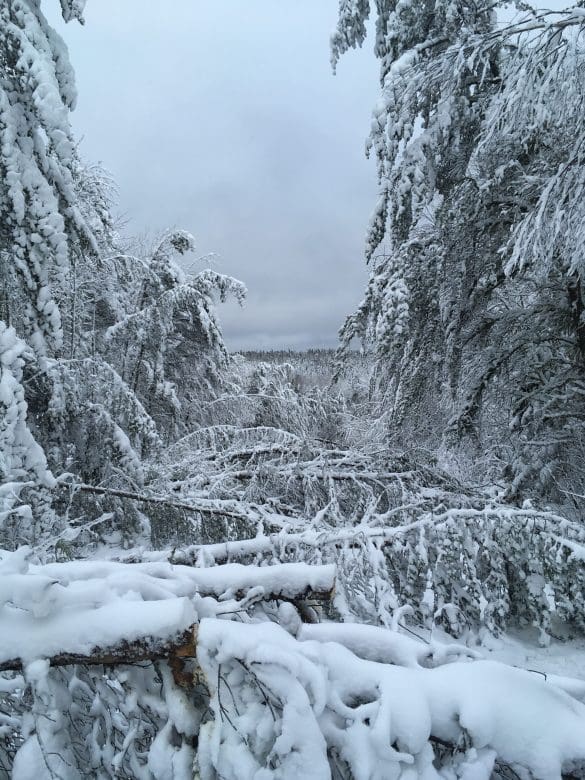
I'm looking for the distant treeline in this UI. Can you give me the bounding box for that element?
[235,348,366,362]
[236,348,335,360]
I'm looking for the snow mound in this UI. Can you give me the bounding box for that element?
[197,618,585,780]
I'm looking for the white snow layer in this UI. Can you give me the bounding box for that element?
[1,597,197,665]
[197,619,585,780]
[0,548,334,664]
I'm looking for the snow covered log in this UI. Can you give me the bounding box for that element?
[1,557,336,603]
[0,597,198,673]
[0,550,335,672]
[0,624,197,675]
[138,519,437,565]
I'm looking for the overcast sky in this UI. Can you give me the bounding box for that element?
[48,1,379,350]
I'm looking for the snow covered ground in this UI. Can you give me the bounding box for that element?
[484,628,585,701]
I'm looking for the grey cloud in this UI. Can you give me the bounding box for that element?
[48,0,379,349]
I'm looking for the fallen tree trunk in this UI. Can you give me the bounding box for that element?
[0,563,335,676]
[0,625,197,676]
[149,506,585,565]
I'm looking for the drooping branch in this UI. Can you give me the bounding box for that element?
[147,505,585,565]
[58,480,293,524]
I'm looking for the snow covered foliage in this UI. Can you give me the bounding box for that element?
[0,0,92,356]
[335,2,585,503]
[191,356,347,444]
[0,4,245,550]
[454,17,585,502]
[1,332,583,775]
[0,323,55,550]
[198,619,585,780]
[105,232,246,440]
[0,325,51,490]
[146,424,585,642]
[332,0,497,259]
[0,554,333,778]
[0,2,131,547]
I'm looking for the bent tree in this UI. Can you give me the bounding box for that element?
[336,0,585,505]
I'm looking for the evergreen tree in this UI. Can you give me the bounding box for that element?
[336,1,585,502]
[0,3,245,547]
[0,0,92,357]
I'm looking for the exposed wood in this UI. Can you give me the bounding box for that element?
[169,626,199,688]
[0,626,197,676]
[197,583,335,605]
[0,586,334,677]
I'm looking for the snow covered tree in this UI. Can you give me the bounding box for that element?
[335,0,503,448]
[105,231,246,441]
[450,16,585,502]
[0,0,93,358]
[336,2,585,502]
[0,3,246,549]
[0,0,94,545]
[332,0,498,258]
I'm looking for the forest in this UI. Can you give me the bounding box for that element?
[1,0,585,778]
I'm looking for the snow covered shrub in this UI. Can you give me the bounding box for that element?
[6,661,200,778]
[198,355,353,448]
